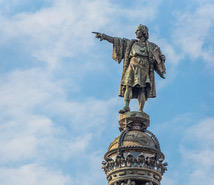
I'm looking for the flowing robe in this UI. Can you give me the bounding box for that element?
[112,37,166,100]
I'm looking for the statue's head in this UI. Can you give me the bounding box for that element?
[135,24,149,40]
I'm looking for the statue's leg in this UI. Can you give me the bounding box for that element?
[119,86,132,114]
[124,86,132,108]
[138,87,146,112]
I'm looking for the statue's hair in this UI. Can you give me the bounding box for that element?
[136,24,149,40]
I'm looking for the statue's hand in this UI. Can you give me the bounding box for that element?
[92,32,104,41]
[160,55,166,62]
[161,74,166,79]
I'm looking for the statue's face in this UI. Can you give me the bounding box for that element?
[135,29,143,39]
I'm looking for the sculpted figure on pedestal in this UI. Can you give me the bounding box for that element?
[138,153,145,167]
[93,25,166,114]
[145,182,153,185]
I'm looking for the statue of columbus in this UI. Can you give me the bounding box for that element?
[93,25,166,114]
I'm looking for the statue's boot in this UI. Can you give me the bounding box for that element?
[119,86,132,114]
[118,104,130,114]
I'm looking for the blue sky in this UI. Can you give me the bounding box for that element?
[0,0,213,185]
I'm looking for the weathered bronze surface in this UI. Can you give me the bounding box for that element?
[93,25,167,185]
[93,25,166,114]
[102,115,167,185]
[118,111,150,131]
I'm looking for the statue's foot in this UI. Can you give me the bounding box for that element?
[118,106,130,114]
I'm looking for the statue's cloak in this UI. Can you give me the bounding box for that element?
[112,37,166,100]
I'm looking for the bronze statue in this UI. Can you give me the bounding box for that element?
[93,24,166,114]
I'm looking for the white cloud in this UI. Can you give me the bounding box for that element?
[0,68,110,163]
[180,118,214,185]
[0,0,162,70]
[173,1,214,72]
[72,152,106,185]
[0,164,72,185]
[184,118,214,148]
[45,97,120,131]
[0,109,92,163]
[153,115,214,185]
